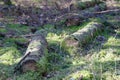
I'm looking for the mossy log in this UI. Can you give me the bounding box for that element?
[62,21,103,51]
[14,31,48,73]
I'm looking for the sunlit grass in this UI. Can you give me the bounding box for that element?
[0,47,21,80]
[0,47,21,64]
[64,70,92,80]
[47,24,120,80]
[0,9,120,80]
[47,32,68,43]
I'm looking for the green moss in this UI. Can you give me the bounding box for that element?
[7,24,30,34]
[5,37,27,42]
[77,2,86,9]
[37,52,64,73]
[38,24,55,33]
[0,11,120,80]
[64,70,93,80]
[3,38,17,47]
[0,47,21,64]
[46,21,90,45]
[2,37,27,47]
[16,72,41,80]
[0,47,21,79]
[37,56,49,74]
[0,28,7,33]
[62,20,103,55]
[47,32,66,43]
[45,19,119,80]
[103,36,120,55]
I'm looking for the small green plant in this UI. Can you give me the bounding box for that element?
[0,47,21,80]
[37,56,49,74]
[77,2,86,9]
[0,28,7,33]
[16,71,41,80]
[7,24,31,34]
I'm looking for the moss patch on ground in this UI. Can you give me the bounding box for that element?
[0,47,21,80]
[0,11,120,80]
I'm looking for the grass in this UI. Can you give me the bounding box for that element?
[7,24,31,35]
[0,23,30,80]
[41,18,120,80]
[47,27,120,80]
[0,29,119,80]
[0,47,21,80]
[0,10,120,80]
[0,28,7,33]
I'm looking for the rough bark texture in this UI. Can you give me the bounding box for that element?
[15,30,48,73]
[62,21,103,48]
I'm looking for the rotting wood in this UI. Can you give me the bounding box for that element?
[14,30,48,73]
[62,21,104,50]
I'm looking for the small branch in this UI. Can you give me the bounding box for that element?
[93,9,120,14]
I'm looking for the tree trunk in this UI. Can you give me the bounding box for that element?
[14,30,48,73]
[62,21,104,54]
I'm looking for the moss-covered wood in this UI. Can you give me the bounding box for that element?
[62,21,104,54]
[15,30,48,73]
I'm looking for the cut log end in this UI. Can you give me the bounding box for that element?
[14,30,48,73]
[64,37,79,47]
[62,21,103,49]
[21,60,38,73]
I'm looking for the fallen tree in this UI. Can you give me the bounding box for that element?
[77,0,102,10]
[62,21,104,54]
[14,30,48,73]
[54,3,107,27]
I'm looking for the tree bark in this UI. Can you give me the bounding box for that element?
[62,21,104,51]
[14,30,48,73]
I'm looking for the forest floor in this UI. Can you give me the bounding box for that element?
[0,0,120,80]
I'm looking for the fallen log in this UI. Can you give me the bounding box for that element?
[14,30,48,73]
[57,3,107,19]
[54,3,107,26]
[62,21,104,54]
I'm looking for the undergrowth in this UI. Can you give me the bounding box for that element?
[0,11,120,80]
